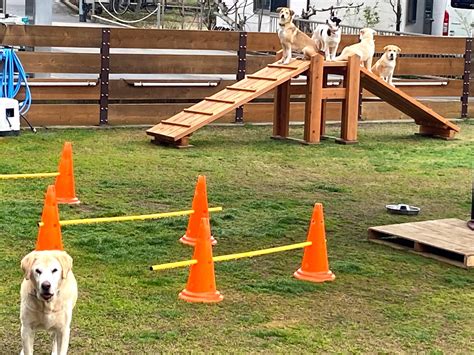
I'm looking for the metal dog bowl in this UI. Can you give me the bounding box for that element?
[385,204,420,215]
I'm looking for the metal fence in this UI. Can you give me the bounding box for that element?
[269,14,428,36]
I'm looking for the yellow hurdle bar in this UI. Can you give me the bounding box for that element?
[212,241,312,262]
[149,241,312,271]
[150,259,198,271]
[0,172,59,179]
[38,206,223,227]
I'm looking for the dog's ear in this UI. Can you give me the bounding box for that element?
[55,251,73,279]
[276,7,283,13]
[290,9,295,17]
[21,251,36,280]
[383,45,390,52]
[395,46,401,52]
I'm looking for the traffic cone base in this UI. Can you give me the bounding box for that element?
[178,289,223,303]
[56,196,80,205]
[293,269,335,283]
[179,233,217,247]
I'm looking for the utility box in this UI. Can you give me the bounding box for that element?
[0,98,20,136]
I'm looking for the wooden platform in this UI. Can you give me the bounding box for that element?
[368,218,474,268]
[360,68,460,139]
[146,59,311,146]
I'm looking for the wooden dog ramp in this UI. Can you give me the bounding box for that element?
[146,59,311,147]
[368,218,474,268]
[360,67,460,139]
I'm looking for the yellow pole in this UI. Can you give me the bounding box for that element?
[0,172,59,179]
[38,207,223,227]
[150,259,198,271]
[149,241,312,271]
[212,241,312,262]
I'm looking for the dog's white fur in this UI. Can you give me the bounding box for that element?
[277,7,319,65]
[20,250,77,355]
[334,28,376,70]
[371,45,401,86]
[312,17,342,61]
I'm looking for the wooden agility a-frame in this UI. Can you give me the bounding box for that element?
[147,53,460,147]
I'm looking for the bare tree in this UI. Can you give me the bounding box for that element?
[388,0,402,32]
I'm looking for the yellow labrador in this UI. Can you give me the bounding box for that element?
[372,45,401,86]
[277,7,319,64]
[20,250,77,355]
[334,28,376,70]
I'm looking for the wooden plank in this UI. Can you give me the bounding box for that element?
[322,88,346,100]
[183,108,214,115]
[109,54,237,74]
[16,82,99,101]
[226,86,257,93]
[394,57,464,76]
[147,59,311,141]
[303,54,323,143]
[110,28,240,50]
[205,97,235,104]
[247,32,281,52]
[339,35,466,55]
[160,121,191,128]
[247,75,278,81]
[17,52,100,74]
[360,67,460,132]
[22,104,98,126]
[0,25,102,47]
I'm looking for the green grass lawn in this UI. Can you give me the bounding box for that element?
[1,122,473,352]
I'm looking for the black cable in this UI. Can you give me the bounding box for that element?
[20,114,36,133]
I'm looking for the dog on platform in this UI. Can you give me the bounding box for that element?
[20,250,77,355]
[372,45,401,86]
[312,16,342,61]
[334,28,376,70]
[277,7,319,65]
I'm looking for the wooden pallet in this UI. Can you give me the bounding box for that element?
[146,59,311,147]
[360,67,460,139]
[368,218,474,268]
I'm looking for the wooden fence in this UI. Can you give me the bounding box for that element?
[0,25,471,126]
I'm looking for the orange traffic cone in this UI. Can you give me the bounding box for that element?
[294,203,335,283]
[55,142,80,205]
[180,175,216,246]
[179,217,223,303]
[36,185,63,251]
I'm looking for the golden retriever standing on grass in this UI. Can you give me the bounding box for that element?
[334,28,376,70]
[20,250,77,355]
[372,45,401,86]
[276,7,319,64]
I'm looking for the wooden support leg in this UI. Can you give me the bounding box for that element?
[303,54,324,144]
[272,81,291,139]
[417,126,456,140]
[152,135,193,148]
[337,55,360,145]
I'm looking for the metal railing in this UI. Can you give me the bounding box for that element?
[269,14,428,36]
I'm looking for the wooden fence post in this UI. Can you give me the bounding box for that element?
[99,28,111,125]
[235,31,247,123]
[461,37,472,118]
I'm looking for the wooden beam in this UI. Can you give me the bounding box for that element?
[338,55,360,144]
[303,54,324,144]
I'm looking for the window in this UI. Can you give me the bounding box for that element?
[254,0,289,13]
[407,0,417,23]
[451,0,473,9]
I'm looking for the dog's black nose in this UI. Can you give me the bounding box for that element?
[41,281,51,291]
